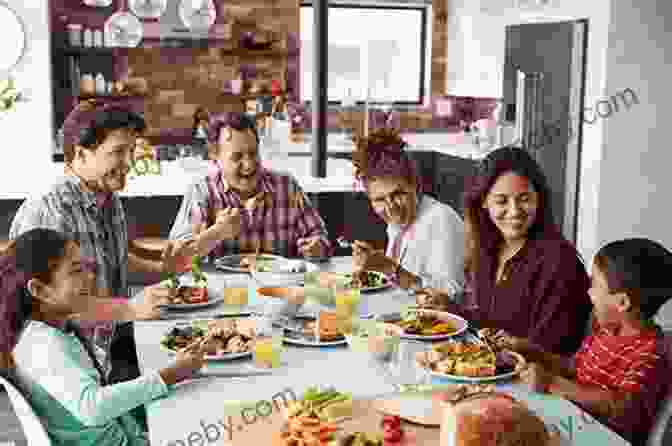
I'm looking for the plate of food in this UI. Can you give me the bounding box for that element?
[376,309,468,341]
[302,271,391,292]
[282,386,354,424]
[282,312,348,347]
[345,271,391,292]
[415,340,526,383]
[160,319,256,360]
[160,257,225,309]
[214,253,287,273]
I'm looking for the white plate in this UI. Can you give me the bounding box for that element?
[214,254,287,273]
[161,345,252,361]
[252,260,320,286]
[160,295,225,310]
[423,350,527,383]
[376,310,469,341]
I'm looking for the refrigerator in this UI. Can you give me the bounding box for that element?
[502,20,588,243]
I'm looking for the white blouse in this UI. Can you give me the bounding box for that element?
[385,194,465,295]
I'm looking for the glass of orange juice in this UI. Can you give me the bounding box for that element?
[252,316,283,368]
[332,277,361,335]
[223,277,249,313]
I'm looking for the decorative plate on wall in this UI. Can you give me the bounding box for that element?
[105,11,144,47]
[179,0,217,31]
[0,2,27,78]
[129,0,168,19]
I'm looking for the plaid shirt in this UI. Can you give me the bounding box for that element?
[9,174,128,373]
[574,320,668,444]
[170,161,332,258]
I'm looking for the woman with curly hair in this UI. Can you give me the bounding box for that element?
[351,128,465,295]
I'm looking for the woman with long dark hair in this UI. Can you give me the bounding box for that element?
[0,228,204,446]
[419,147,592,355]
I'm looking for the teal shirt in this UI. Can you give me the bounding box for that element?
[13,321,169,446]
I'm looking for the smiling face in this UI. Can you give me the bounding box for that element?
[367,176,418,225]
[27,241,96,316]
[216,126,260,197]
[588,263,631,328]
[482,172,539,243]
[74,128,135,193]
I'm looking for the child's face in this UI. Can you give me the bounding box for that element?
[588,263,631,327]
[29,241,96,314]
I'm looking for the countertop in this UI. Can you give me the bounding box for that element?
[7,133,490,200]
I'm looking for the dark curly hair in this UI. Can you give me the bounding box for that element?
[352,128,420,191]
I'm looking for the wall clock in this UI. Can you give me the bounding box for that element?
[0,2,27,79]
[129,0,168,20]
[179,0,217,31]
[105,11,143,47]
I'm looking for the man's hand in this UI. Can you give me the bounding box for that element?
[415,287,450,309]
[213,208,241,240]
[352,240,394,273]
[520,362,554,394]
[161,239,198,274]
[297,236,327,258]
[132,282,174,320]
[478,328,533,354]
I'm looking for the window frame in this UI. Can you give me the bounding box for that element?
[299,1,431,107]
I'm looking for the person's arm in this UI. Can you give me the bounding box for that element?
[127,251,163,274]
[520,342,578,379]
[24,331,168,427]
[9,196,73,241]
[549,340,664,433]
[291,183,333,257]
[412,207,466,295]
[526,246,593,355]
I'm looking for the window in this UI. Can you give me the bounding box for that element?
[300,2,430,105]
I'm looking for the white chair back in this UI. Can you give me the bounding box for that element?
[647,329,672,446]
[0,375,53,446]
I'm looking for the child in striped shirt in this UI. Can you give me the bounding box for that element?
[503,238,671,446]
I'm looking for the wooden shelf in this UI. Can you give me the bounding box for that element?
[75,94,146,101]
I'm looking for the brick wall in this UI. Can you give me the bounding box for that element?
[52,0,496,144]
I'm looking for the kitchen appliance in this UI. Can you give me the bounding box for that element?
[502,20,587,242]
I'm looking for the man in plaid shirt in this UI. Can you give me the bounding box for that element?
[10,103,191,385]
[170,112,333,259]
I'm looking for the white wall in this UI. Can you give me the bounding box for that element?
[445,0,614,263]
[0,0,61,197]
[599,0,672,326]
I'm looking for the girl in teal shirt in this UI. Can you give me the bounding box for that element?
[0,228,205,445]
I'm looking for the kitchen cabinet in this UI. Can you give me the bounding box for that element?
[444,0,504,98]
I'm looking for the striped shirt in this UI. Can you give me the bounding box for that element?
[9,174,128,373]
[574,321,668,445]
[170,161,332,258]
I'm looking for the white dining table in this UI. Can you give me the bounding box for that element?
[132,257,630,446]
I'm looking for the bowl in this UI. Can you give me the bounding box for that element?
[256,287,305,319]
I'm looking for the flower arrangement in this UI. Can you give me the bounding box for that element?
[0,77,27,113]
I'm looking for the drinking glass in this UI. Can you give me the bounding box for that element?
[252,316,283,368]
[387,341,432,391]
[332,278,361,335]
[223,277,249,313]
